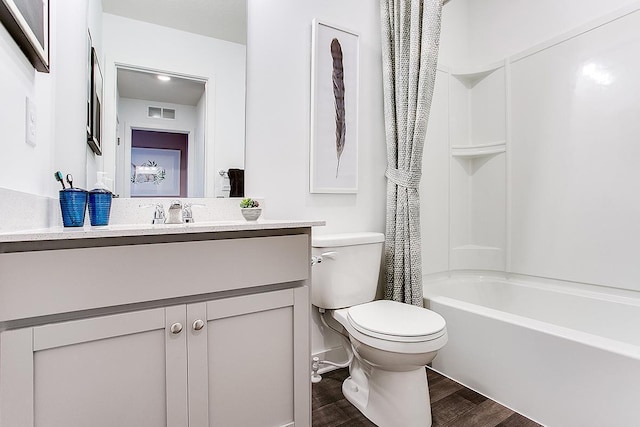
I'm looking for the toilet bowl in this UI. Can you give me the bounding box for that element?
[312,233,448,427]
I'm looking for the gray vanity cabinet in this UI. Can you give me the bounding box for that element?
[193,288,309,427]
[0,288,308,427]
[1,307,181,426]
[0,229,313,427]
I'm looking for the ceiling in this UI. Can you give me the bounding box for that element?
[117,69,206,106]
[102,0,247,45]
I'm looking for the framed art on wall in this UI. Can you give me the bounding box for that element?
[86,31,92,141]
[88,47,103,155]
[0,0,49,72]
[310,20,359,193]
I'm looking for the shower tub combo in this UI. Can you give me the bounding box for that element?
[424,275,640,427]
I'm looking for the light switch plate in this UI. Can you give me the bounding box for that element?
[25,96,37,146]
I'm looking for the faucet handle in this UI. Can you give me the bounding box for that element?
[152,204,166,224]
[139,203,166,224]
[183,203,205,223]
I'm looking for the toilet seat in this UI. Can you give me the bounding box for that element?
[331,302,448,355]
[347,300,446,343]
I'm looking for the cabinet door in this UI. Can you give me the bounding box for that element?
[0,306,188,427]
[187,287,309,427]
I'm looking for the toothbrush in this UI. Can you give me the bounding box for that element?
[54,171,66,189]
[66,174,74,189]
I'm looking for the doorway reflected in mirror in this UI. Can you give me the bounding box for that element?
[115,67,206,198]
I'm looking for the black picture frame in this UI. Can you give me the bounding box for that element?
[0,0,49,72]
[86,31,92,141]
[88,47,103,156]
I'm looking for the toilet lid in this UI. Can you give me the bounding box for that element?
[347,300,446,342]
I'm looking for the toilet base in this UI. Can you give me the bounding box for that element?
[342,358,432,427]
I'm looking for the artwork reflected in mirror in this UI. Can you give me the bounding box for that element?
[130,130,187,197]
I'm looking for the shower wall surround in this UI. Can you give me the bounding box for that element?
[423,2,640,293]
[508,10,640,291]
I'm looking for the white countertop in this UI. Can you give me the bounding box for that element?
[0,219,325,244]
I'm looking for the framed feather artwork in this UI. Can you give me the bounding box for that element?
[310,20,359,193]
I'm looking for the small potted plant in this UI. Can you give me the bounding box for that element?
[240,198,262,221]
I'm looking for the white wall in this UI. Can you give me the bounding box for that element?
[0,22,53,196]
[117,98,198,197]
[245,0,387,356]
[102,14,246,197]
[438,0,469,68]
[194,93,206,197]
[86,0,104,188]
[246,0,386,233]
[0,0,98,197]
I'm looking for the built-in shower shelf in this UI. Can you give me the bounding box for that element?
[451,61,504,88]
[451,141,506,158]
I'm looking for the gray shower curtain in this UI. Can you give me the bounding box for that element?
[380,0,442,306]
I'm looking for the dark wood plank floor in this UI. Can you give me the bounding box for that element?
[312,367,541,427]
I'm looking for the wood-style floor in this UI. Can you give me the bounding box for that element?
[312,367,542,427]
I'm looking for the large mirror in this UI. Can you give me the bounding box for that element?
[100,0,247,198]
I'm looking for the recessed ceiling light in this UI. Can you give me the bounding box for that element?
[157,75,171,82]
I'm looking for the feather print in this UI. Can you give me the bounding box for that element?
[331,38,346,178]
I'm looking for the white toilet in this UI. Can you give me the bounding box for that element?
[312,232,447,427]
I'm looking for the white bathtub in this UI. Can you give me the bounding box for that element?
[423,275,640,427]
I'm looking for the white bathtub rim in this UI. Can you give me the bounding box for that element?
[428,295,640,361]
[503,273,640,307]
[425,272,640,308]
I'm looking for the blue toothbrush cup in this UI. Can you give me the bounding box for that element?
[59,188,88,227]
[88,189,112,226]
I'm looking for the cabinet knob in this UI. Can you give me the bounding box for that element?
[170,322,183,334]
[192,319,205,331]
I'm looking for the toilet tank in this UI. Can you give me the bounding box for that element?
[311,232,384,309]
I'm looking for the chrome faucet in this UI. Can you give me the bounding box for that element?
[166,200,184,224]
[145,200,203,224]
